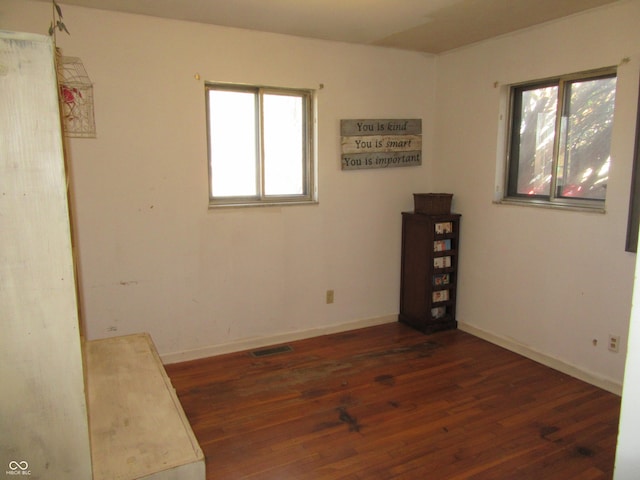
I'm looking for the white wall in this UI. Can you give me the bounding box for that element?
[0,0,437,360]
[616,247,640,478]
[434,0,640,390]
[3,1,639,389]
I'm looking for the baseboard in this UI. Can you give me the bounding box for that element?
[161,314,397,364]
[458,321,622,396]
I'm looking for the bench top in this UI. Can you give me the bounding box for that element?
[86,333,204,480]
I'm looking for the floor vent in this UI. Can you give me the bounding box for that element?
[250,345,293,358]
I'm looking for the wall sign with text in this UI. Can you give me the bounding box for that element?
[340,119,422,170]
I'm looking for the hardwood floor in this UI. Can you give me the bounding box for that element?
[165,323,621,479]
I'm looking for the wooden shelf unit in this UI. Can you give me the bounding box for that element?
[399,212,461,334]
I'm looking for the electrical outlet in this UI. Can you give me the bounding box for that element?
[608,335,620,353]
[326,290,334,304]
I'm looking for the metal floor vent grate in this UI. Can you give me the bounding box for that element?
[250,345,294,358]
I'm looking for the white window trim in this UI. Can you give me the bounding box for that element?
[205,82,318,208]
[496,67,616,213]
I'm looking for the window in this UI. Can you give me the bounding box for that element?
[206,83,316,207]
[505,68,617,208]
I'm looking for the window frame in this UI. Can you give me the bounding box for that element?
[504,67,617,211]
[205,82,316,208]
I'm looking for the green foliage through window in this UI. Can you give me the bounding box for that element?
[506,68,617,206]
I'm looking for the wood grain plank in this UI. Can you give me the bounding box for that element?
[165,323,620,479]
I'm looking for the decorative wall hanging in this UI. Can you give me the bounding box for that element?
[340,119,422,170]
[57,56,96,138]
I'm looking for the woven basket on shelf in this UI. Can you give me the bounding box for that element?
[413,193,453,214]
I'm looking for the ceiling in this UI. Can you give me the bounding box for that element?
[45,0,622,53]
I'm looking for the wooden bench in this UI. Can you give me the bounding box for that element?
[85,334,205,480]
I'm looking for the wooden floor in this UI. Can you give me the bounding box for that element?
[165,323,621,480]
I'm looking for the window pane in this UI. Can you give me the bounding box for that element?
[263,93,305,196]
[514,85,558,196]
[208,90,257,197]
[556,76,616,200]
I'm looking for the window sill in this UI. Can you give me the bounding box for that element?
[494,197,606,214]
[208,199,319,209]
